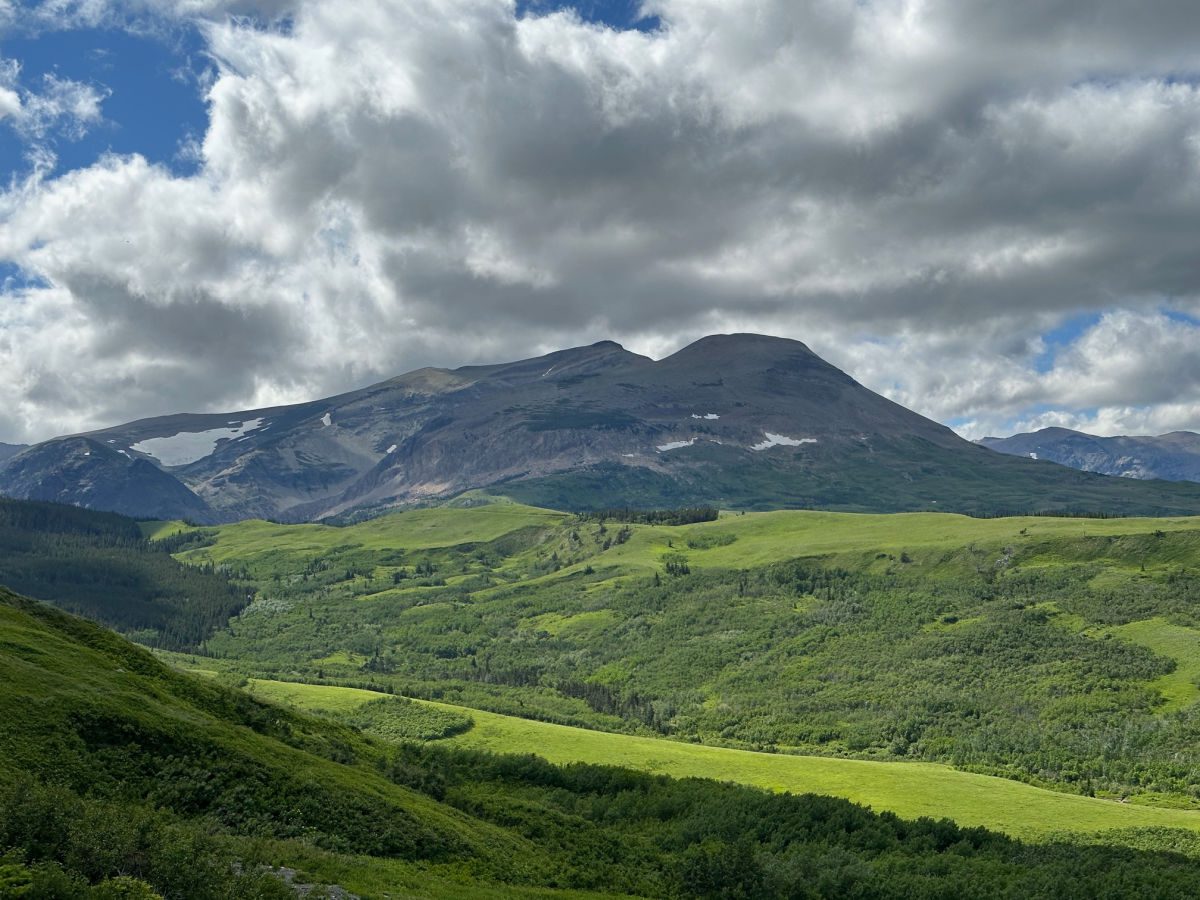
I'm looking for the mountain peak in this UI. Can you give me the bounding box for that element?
[667,333,816,359]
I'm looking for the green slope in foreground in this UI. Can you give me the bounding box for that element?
[21,587,1200,897]
[248,678,1200,842]
[0,588,622,899]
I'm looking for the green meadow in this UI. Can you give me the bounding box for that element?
[172,503,567,565]
[1109,618,1200,712]
[602,509,1200,572]
[146,501,1200,846]
[246,678,1200,842]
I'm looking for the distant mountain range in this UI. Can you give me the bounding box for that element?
[979,428,1200,483]
[5,333,1200,522]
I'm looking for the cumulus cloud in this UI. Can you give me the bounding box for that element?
[2,0,1200,442]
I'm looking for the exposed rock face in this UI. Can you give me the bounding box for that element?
[7,334,1200,521]
[980,428,1200,483]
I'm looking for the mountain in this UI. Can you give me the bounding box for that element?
[0,436,212,521]
[0,442,25,463]
[980,428,1200,482]
[7,333,1200,522]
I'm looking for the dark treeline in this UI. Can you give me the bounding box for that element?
[153,528,220,555]
[0,499,245,650]
[557,677,676,733]
[576,507,720,526]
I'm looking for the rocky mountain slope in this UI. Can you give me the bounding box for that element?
[6,333,1200,521]
[0,442,26,463]
[980,428,1200,483]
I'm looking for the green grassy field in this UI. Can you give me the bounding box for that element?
[176,503,567,565]
[246,678,1200,841]
[583,509,1200,573]
[1110,618,1200,712]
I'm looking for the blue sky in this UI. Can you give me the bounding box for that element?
[1,24,209,178]
[0,2,654,182]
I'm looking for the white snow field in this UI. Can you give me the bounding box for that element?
[750,432,817,451]
[130,418,265,466]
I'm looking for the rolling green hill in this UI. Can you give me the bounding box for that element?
[0,587,554,898]
[159,502,1200,808]
[12,587,1200,897]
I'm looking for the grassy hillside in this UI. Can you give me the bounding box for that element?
[165,502,567,565]
[12,589,1200,897]
[245,678,1200,842]
[0,587,551,897]
[156,503,1200,808]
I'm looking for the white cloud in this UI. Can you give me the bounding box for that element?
[0,57,108,143]
[848,311,1200,440]
[3,0,1200,442]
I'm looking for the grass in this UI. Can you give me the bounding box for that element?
[159,502,1200,589]
[520,610,618,638]
[137,519,193,540]
[170,503,567,565]
[597,510,1200,572]
[1109,618,1200,712]
[247,678,1200,842]
[246,678,383,713]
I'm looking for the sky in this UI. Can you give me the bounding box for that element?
[2,1,1200,445]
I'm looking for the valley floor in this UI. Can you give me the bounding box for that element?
[245,677,1200,843]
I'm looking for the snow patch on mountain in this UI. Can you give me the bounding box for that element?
[131,419,265,467]
[751,433,817,451]
[657,439,696,452]
[691,413,720,420]
[321,412,333,427]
